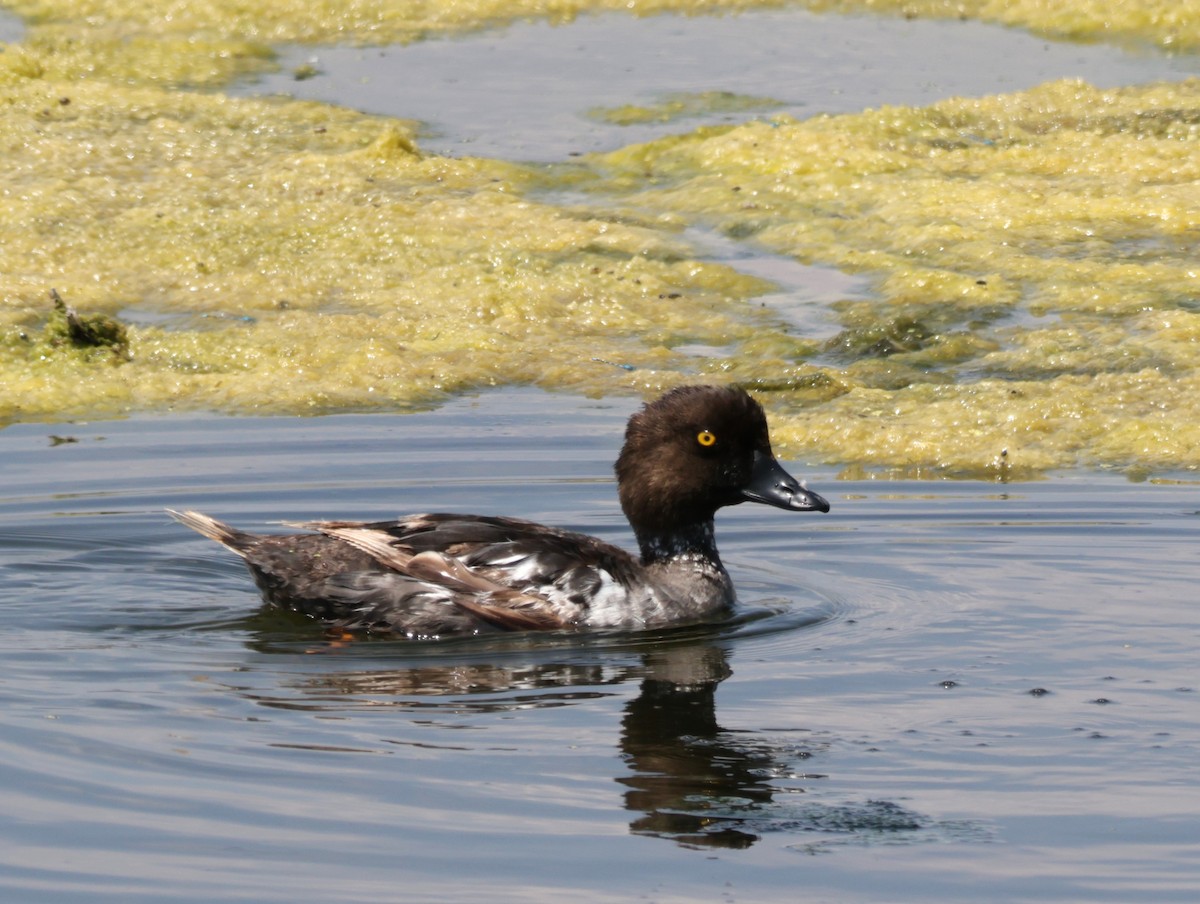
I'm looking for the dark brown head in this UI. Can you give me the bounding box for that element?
[615,385,829,539]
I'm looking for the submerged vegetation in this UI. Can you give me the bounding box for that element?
[2,0,1198,475]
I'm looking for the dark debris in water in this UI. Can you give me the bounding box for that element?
[785,799,991,853]
[44,288,130,360]
[633,797,949,851]
[784,799,926,834]
[591,356,636,372]
[785,802,994,854]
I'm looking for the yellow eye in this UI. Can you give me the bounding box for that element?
[696,430,717,448]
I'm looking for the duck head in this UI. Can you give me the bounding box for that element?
[615,385,830,539]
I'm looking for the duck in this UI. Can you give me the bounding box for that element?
[170,384,830,638]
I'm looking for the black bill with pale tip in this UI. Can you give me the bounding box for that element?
[740,450,830,513]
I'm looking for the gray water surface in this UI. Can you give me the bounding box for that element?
[237,9,1200,160]
[2,389,1198,902]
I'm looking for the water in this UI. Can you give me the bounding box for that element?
[2,389,1198,901]
[0,8,21,43]
[237,9,1200,161]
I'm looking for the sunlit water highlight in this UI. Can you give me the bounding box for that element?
[2,390,1198,902]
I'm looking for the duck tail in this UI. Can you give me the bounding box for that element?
[167,509,253,556]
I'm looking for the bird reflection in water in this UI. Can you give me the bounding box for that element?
[243,629,825,845]
[618,644,814,849]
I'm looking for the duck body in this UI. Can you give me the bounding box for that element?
[171,385,829,638]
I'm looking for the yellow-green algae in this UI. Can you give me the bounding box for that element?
[1,0,795,87]
[43,289,130,360]
[4,0,1200,476]
[586,78,1200,475]
[3,0,1196,88]
[0,75,775,422]
[804,0,1200,53]
[589,91,785,126]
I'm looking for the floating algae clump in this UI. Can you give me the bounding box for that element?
[587,78,1200,474]
[0,0,800,86]
[44,289,130,360]
[589,91,785,126]
[803,0,1200,53]
[0,76,774,423]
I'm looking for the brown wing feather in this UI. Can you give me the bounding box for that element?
[312,525,572,631]
[307,526,415,572]
[452,592,572,631]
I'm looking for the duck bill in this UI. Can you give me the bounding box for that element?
[740,450,830,513]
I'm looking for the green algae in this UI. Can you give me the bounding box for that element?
[3,0,1200,477]
[2,0,791,87]
[804,0,1200,53]
[589,91,785,126]
[585,78,1200,474]
[0,76,777,423]
[43,289,130,360]
[4,0,1196,88]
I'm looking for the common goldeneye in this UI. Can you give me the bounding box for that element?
[170,385,829,637]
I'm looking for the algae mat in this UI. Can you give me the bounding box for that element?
[584,78,1200,475]
[2,0,1199,476]
[4,0,1196,86]
[0,77,778,419]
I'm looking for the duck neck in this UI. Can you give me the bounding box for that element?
[634,519,722,567]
